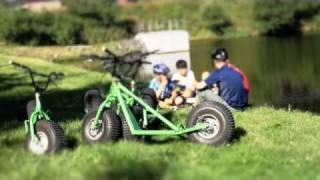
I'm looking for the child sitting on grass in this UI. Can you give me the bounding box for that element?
[172,59,197,101]
[149,64,183,109]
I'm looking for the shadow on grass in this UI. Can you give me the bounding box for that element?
[0,84,105,150]
[65,136,79,150]
[145,136,188,145]
[0,73,31,91]
[0,77,103,132]
[0,136,24,148]
[100,158,167,180]
[231,127,247,143]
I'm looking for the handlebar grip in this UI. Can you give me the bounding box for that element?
[104,48,116,57]
[50,72,64,81]
[141,60,152,64]
[56,72,64,79]
[10,61,24,68]
[142,49,159,57]
[122,59,152,65]
[10,60,32,72]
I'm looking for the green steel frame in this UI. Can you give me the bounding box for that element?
[91,78,208,136]
[25,92,50,143]
[10,61,63,145]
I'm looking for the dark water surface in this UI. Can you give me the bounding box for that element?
[191,34,320,113]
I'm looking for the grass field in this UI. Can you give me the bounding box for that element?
[0,55,320,180]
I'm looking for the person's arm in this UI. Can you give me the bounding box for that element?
[164,91,176,105]
[196,71,220,90]
[188,71,198,89]
[155,87,163,98]
[196,81,207,90]
[149,79,162,98]
[193,71,209,87]
[171,73,178,81]
[189,71,196,81]
[170,88,179,100]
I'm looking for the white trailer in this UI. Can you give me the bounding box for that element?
[135,30,191,78]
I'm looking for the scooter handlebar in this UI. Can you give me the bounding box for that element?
[10,60,64,92]
[49,72,64,81]
[9,60,32,73]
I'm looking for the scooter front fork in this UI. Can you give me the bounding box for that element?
[25,117,39,144]
[24,120,29,134]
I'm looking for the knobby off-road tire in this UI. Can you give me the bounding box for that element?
[141,88,158,109]
[120,115,150,142]
[131,94,157,119]
[122,88,157,141]
[187,102,235,146]
[26,100,36,118]
[82,109,121,144]
[24,120,65,155]
[120,113,141,141]
[84,89,103,113]
[132,88,158,117]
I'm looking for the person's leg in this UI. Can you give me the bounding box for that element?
[159,100,173,109]
[197,89,237,112]
[182,88,194,98]
[164,98,174,105]
[174,96,185,106]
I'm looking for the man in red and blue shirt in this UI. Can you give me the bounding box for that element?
[196,48,249,111]
[228,63,250,94]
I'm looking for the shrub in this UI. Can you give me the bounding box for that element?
[200,3,232,35]
[1,0,320,45]
[51,15,84,45]
[254,0,297,35]
[254,0,320,35]
[84,26,130,44]
[0,1,135,45]
[65,0,118,26]
[0,10,55,45]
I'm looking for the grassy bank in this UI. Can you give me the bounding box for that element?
[1,54,320,180]
[0,39,143,63]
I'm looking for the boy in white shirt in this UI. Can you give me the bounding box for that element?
[172,60,196,99]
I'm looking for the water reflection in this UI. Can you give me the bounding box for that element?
[191,33,320,113]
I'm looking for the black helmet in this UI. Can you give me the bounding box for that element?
[211,48,228,61]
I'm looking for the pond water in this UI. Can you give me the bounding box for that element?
[190,33,320,113]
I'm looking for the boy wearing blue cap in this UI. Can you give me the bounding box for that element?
[149,64,183,109]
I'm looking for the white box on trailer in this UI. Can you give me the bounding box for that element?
[135,30,191,78]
